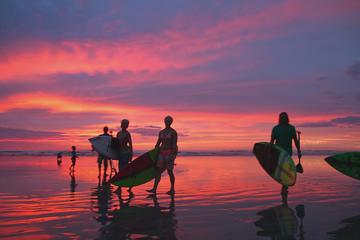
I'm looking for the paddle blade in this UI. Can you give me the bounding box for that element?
[296,163,304,173]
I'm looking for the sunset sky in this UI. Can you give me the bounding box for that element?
[0,0,359,151]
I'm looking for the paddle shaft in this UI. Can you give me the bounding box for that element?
[297,131,301,162]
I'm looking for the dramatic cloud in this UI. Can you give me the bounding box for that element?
[299,116,360,128]
[347,61,360,80]
[0,127,63,139]
[0,0,359,150]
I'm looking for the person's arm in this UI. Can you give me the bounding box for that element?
[293,129,301,158]
[155,131,162,148]
[172,130,178,155]
[270,127,276,145]
[128,132,133,154]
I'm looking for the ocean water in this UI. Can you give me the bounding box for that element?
[0,155,359,240]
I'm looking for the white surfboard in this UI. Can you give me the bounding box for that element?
[89,135,118,159]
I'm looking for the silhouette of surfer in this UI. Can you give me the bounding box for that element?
[97,126,111,177]
[115,119,133,193]
[270,112,301,200]
[56,152,62,165]
[147,116,178,195]
[69,146,79,172]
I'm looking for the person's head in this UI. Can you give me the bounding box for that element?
[72,146,76,150]
[278,112,289,125]
[121,119,129,129]
[164,115,173,128]
[103,126,109,134]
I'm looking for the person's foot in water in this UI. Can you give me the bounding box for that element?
[166,189,175,195]
[146,188,156,194]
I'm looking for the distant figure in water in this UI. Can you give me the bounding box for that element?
[97,126,110,177]
[69,146,79,172]
[270,112,301,201]
[115,119,133,193]
[57,152,62,165]
[147,115,178,195]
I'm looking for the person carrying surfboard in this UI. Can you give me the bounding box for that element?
[115,119,133,193]
[270,112,301,201]
[147,115,178,195]
[97,126,111,177]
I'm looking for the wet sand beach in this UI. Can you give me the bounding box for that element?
[0,155,359,239]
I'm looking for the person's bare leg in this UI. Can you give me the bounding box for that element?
[166,169,175,195]
[103,159,108,176]
[147,168,161,194]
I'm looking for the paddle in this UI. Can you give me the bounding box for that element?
[296,131,304,173]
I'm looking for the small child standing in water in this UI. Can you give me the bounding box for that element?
[69,146,79,172]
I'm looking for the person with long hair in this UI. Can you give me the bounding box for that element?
[271,112,301,202]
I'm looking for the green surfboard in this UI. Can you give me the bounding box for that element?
[325,152,360,180]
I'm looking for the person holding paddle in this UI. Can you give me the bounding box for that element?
[270,112,302,202]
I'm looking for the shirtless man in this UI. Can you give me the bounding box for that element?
[147,116,178,195]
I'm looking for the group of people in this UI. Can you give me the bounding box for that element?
[62,112,301,200]
[97,115,178,195]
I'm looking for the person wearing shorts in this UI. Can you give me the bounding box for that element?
[147,115,178,195]
[115,119,133,193]
[97,126,110,176]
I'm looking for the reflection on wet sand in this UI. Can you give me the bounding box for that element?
[102,194,177,239]
[327,215,360,240]
[91,173,114,226]
[254,204,305,240]
[69,171,77,199]
[89,173,177,239]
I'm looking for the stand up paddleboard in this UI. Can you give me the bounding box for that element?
[89,135,119,160]
[253,142,297,186]
[109,148,159,187]
[325,152,360,180]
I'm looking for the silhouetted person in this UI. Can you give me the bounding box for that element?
[270,112,301,200]
[57,152,62,165]
[69,146,79,172]
[115,119,133,193]
[97,126,110,177]
[147,116,178,195]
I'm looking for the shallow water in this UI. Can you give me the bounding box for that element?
[0,155,359,240]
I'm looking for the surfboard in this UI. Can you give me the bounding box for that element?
[253,142,297,186]
[109,148,159,187]
[89,135,119,159]
[325,152,360,180]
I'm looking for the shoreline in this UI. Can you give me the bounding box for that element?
[0,149,350,157]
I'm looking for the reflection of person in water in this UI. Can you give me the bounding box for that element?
[90,172,113,226]
[102,194,178,239]
[270,112,301,202]
[69,171,77,199]
[254,203,306,240]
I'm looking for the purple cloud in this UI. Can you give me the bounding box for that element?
[0,127,63,139]
[299,116,360,128]
[347,61,360,80]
